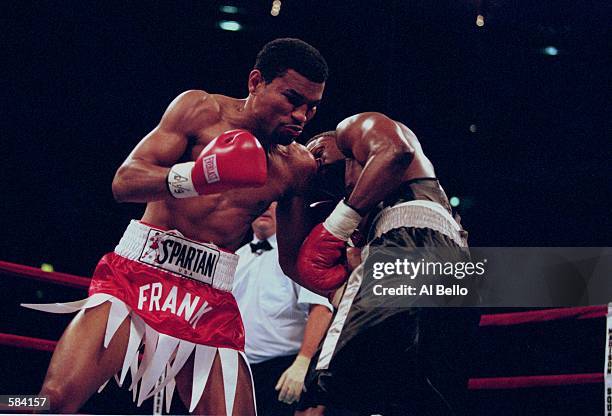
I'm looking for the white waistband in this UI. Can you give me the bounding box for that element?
[115,220,238,292]
[373,200,468,247]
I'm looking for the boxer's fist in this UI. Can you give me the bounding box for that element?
[296,200,362,298]
[297,223,347,297]
[167,129,267,198]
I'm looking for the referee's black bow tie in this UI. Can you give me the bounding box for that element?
[250,239,273,254]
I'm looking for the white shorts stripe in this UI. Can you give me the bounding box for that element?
[316,246,369,370]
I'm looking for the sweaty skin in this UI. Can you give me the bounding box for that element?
[310,112,436,214]
[39,68,324,415]
[278,112,437,279]
[113,69,323,250]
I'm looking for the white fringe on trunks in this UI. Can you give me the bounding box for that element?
[22,293,255,414]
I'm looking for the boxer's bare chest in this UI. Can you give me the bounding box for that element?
[188,120,294,201]
[150,125,295,249]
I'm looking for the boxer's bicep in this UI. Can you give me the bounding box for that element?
[125,127,186,169]
[112,91,217,202]
[125,90,217,167]
[338,113,415,213]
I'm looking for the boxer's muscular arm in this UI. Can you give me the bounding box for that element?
[337,112,415,214]
[112,90,218,203]
[292,114,414,297]
[277,148,317,279]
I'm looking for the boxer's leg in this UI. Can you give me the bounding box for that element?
[175,352,255,415]
[232,356,256,415]
[39,302,130,413]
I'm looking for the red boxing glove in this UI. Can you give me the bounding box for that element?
[296,200,362,299]
[297,223,348,298]
[167,129,267,198]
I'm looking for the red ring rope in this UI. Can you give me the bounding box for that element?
[468,373,602,390]
[0,260,90,289]
[479,306,608,326]
[0,333,57,352]
[1,259,609,391]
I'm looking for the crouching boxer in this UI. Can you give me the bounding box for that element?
[277,112,479,415]
[22,38,328,415]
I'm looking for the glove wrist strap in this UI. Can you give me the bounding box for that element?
[323,199,362,241]
[167,162,199,198]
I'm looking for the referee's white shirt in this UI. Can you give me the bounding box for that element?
[233,234,332,364]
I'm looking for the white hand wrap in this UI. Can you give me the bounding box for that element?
[323,200,362,241]
[167,162,198,198]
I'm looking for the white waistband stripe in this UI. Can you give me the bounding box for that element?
[115,221,238,292]
[374,200,467,247]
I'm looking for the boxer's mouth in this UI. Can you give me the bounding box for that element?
[282,125,303,137]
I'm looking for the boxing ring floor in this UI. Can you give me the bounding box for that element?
[1,260,609,415]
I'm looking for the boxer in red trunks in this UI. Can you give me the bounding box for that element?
[22,38,327,415]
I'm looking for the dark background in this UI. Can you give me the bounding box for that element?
[1,1,610,414]
[3,0,611,276]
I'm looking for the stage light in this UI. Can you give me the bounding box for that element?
[542,46,558,56]
[218,20,242,31]
[41,263,54,272]
[271,0,281,16]
[476,14,485,27]
[450,196,461,207]
[469,124,477,133]
[219,5,238,14]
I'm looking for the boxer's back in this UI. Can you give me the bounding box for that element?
[336,113,437,189]
[396,121,437,181]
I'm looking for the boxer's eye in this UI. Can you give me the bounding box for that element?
[283,92,303,107]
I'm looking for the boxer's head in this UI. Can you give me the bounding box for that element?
[307,131,347,201]
[248,39,328,146]
[252,202,277,240]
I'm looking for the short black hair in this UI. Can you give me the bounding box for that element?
[306,130,336,146]
[255,38,328,84]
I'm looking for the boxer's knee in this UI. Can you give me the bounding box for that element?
[40,378,81,413]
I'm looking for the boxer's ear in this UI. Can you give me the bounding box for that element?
[248,70,265,94]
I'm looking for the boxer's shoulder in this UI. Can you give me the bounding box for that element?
[163,90,223,132]
[172,90,221,111]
